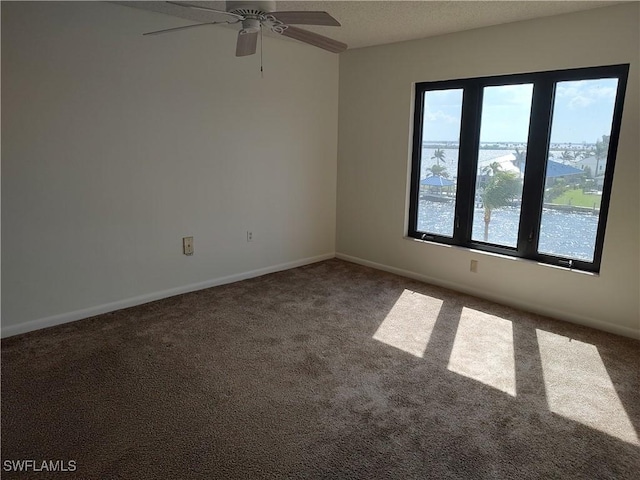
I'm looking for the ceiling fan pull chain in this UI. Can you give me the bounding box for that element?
[260,25,264,78]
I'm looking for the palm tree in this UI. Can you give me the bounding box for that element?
[561,150,574,162]
[426,164,449,178]
[583,165,593,179]
[580,149,594,160]
[431,148,446,166]
[513,148,526,177]
[481,165,521,242]
[594,136,609,182]
[482,161,502,177]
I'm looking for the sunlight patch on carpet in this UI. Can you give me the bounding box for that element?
[372,289,442,357]
[536,330,639,445]
[447,308,516,396]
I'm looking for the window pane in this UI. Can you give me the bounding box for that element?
[416,89,463,237]
[538,78,619,262]
[472,84,533,246]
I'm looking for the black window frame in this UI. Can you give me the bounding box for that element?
[408,64,629,273]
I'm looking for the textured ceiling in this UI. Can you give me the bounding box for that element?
[116,1,629,50]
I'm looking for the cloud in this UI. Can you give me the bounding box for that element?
[569,95,594,108]
[425,109,458,124]
[587,85,617,99]
[556,79,618,110]
[485,84,533,106]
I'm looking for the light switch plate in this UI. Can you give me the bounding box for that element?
[183,237,194,256]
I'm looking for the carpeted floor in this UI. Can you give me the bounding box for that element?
[2,259,639,479]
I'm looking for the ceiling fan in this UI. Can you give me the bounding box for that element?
[143,1,347,57]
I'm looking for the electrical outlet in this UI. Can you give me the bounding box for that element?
[470,259,478,273]
[247,231,253,242]
[183,236,194,256]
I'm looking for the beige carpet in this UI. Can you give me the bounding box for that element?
[2,259,639,479]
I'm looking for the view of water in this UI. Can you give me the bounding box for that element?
[417,200,597,262]
[420,148,508,178]
[418,147,598,262]
[419,147,573,178]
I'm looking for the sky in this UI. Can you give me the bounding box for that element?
[422,78,619,144]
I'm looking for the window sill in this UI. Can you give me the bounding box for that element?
[403,236,599,277]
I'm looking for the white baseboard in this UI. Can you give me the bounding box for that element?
[1,253,335,338]
[336,252,640,340]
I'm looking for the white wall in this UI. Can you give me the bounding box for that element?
[336,4,640,338]
[1,1,338,335]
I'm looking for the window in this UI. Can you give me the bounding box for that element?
[416,89,463,237]
[408,65,629,273]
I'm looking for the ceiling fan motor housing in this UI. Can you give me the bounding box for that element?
[227,1,281,34]
[240,18,261,34]
[227,1,276,16]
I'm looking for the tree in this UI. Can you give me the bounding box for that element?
[426,164,449,178]
[513,148,526,177]
[482,161,502,177]
[561,150,574,162]
[431,148,446,166]
[547,178,568,202]
[481,166,521,242]
[583,165,593,179]
[580,150,594,160]
[594,136,609,181]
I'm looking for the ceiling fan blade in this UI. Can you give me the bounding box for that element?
[280,26,347,53]
[270,11,340,26]
[236,30,258,57]
[166,1,245,20]
[143,22,220,36]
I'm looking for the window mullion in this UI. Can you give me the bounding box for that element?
[518,79,554,258]
[407,88,426,238]
[453,85,481,244]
